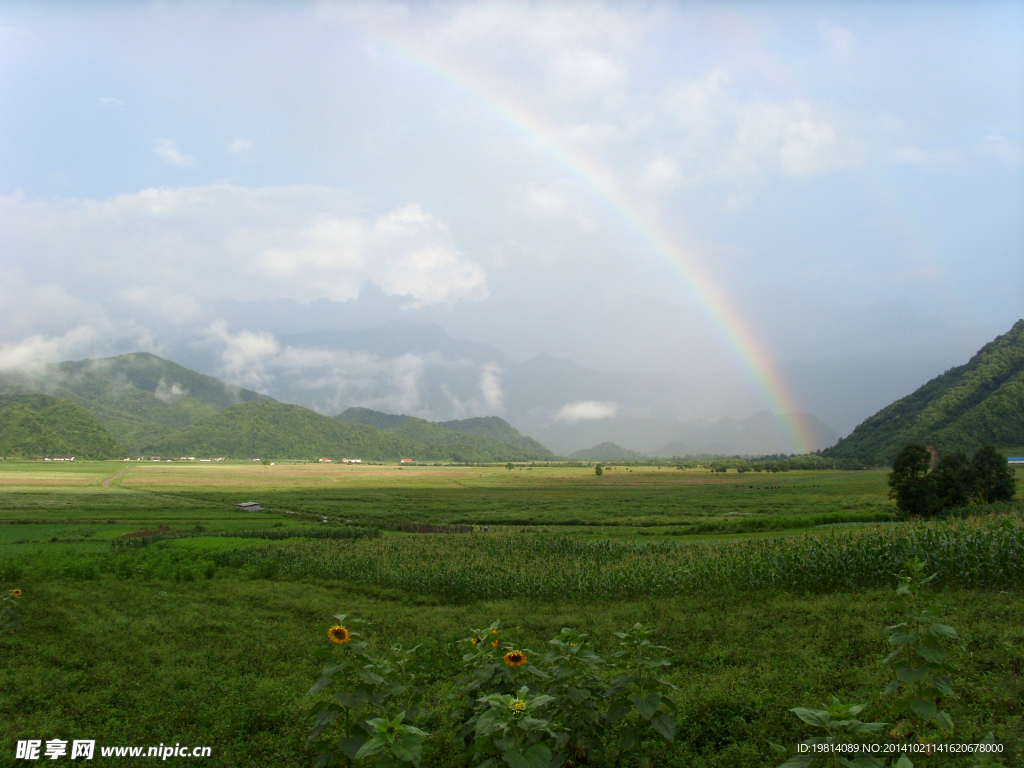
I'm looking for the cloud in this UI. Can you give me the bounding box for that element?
[554,400,619,422]
[227,138,253,155]
[154,139,197,167]
[154,379,188,403]
[1,185,488,309]
[0,327,99,375]
[202,321,280,390]
[98,96,125,109]
[479,362,504,410]
[817,21,855,56]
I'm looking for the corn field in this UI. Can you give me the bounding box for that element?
[211,516,1024,601]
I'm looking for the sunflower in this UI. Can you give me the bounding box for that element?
[327,625,351,644]
[503,650,527,667]
[470,637,480,645]
[491,639,500,648]
[489,629,498,635]
[509,698,527,715]
[11,589,21,597]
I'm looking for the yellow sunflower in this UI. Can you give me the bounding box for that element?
[509,699,527,714]
[491,639,500,648]
[11,589,22,597]
[327,625,351,644]
[470,637,480,645]
[503,650,527,667]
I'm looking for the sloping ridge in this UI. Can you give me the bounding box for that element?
[159,401,555,461]
[823,320,1024,464]
[0,394,121,458]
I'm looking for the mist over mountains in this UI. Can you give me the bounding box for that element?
[151,316,838,456]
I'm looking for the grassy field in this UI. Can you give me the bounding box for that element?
[1,461,1023,767]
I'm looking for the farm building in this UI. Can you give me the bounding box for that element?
[234,501,261,512]
[399,458,414,464]
[342,458,363,463]
[1010,457,1024,464]
[318,458,332,463]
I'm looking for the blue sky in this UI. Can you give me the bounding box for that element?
[1,1,1022,434]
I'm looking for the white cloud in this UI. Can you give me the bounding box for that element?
[227,138,254,155]
[98,96,125,109]
[817,21,855,56]
[0,327,99,375]
[1,186,487,309]
[479,362,504,410]
[524,186,568,217]
[554,400,619,422]
[202,321,280,390]
[640,157,680,191]
[154,379,188,402]
[154,139,197,167]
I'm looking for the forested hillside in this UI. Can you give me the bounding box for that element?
[0,394,121,458]
[824,320,1024,464]
[0,353,270,454]
[158,401,555,461]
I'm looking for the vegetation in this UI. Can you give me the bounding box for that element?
[0,394,121,458]
[159,401,554,462]
[889,444,1016,517]
[1,462,1021,766]
[825,320,1024,465]
[0,352,269,454]
[569,443,648,461]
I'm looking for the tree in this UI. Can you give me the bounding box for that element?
[888,444,936,517]
[594,464,603,477]
[932,450,972,510]
[971,445,1016,503]
[505,462,514,472]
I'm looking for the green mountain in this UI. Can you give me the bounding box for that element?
[824,320,1024,465]
[437,416,553,456]
[159,401,554,461]
[0,353,271,454]
[336,407,413,431]
[335,408,556,461]
[569,442,647,461]
[0,394,121,458]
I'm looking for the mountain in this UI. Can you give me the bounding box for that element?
[530,410,838,457]
[436,416,553,457]
[336,407,413,431]
[0,394,121,458]
[568,442,647,461]
[0,352,270,454]
[823,320,1024,465]
[159,401,554,461]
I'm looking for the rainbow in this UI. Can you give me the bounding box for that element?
[363,29,817,454]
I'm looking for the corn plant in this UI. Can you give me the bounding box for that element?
[604,623,678,767]
[883,559,957,740]
[771,697,887,768]
[307,614,429,768]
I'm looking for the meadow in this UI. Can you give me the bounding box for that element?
[1,460,1022,767]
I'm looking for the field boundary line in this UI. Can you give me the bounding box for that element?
[101,466,134,489]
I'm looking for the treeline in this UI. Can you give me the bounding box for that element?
[888,443,1017,518]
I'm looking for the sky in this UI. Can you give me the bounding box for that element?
[1,1,1022,440]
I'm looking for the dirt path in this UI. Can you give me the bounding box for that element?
[101,466,133,489]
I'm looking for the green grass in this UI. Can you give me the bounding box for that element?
[2,580,1022,767]
[1,461,1023,766]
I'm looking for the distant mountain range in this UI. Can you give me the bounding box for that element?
[0,354,554,461]
[568,442,647,461]
[824,320,1024,464]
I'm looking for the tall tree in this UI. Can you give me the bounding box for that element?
[933,450,973,510]
[971,445,1017,503]
[888,443,937,517]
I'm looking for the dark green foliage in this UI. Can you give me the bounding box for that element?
[888,444,936,517]
[336,407,413,431]
[972,445,1018,503]
[0,352,270,454]
[570,442,647,461]
[824,320,1024,464]
[934,450,974,510]
[0,394,121,458]
[889,443,1017,517]
[157,401,554,461]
